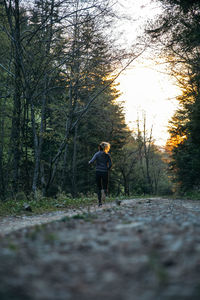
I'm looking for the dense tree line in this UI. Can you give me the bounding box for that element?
[0,0,170,200]
[147,0,200,193]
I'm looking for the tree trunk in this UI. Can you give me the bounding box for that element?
[11,0,22,194]
[122,172,129,196]
[143,117,153,193]
[32,78,47,197]
[0,97,6,199]
[32,0,55,197]
[30,101,39,196]
[62,144,69,191]
[71,124,78,197]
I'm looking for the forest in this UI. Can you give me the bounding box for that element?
[148,0,200,196]
[0,0,199,203]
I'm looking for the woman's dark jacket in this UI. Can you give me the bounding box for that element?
[89,151,112,172]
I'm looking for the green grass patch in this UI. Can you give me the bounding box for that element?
[72,212,98,222]
[183,191,200,200]
[149,252,169,286]
[173,190,200,200]
[0,194,116,217]
[0,193,158,217]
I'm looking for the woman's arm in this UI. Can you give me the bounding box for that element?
[89,153,97,164]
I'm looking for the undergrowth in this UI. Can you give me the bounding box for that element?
[0,193,158,217]
[178,191,200,201]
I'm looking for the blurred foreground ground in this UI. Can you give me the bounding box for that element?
[0,198,200,300]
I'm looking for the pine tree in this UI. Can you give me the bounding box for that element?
[147,0,200,192]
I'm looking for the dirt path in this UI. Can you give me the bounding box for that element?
[0,200,117,235]
[0,197,200,300]
[0,197,198,235]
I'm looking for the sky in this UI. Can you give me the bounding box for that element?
[114,0,181,146]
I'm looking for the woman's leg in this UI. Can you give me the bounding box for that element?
[96,172,102,205]
[102,172,108,200]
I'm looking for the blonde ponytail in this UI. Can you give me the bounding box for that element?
[100,142,110,153]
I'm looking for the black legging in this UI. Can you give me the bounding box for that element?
[96,171,108,202]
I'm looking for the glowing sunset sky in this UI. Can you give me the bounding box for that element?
[115,0,180,146]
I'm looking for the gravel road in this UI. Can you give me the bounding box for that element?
[0,198,200,300]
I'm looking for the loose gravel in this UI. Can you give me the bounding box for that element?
[0,198,200,300]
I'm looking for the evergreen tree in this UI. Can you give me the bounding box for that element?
[147,0,200,192]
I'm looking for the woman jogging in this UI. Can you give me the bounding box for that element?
[89,142,112,207]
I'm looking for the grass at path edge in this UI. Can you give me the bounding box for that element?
[0,194,145,217]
